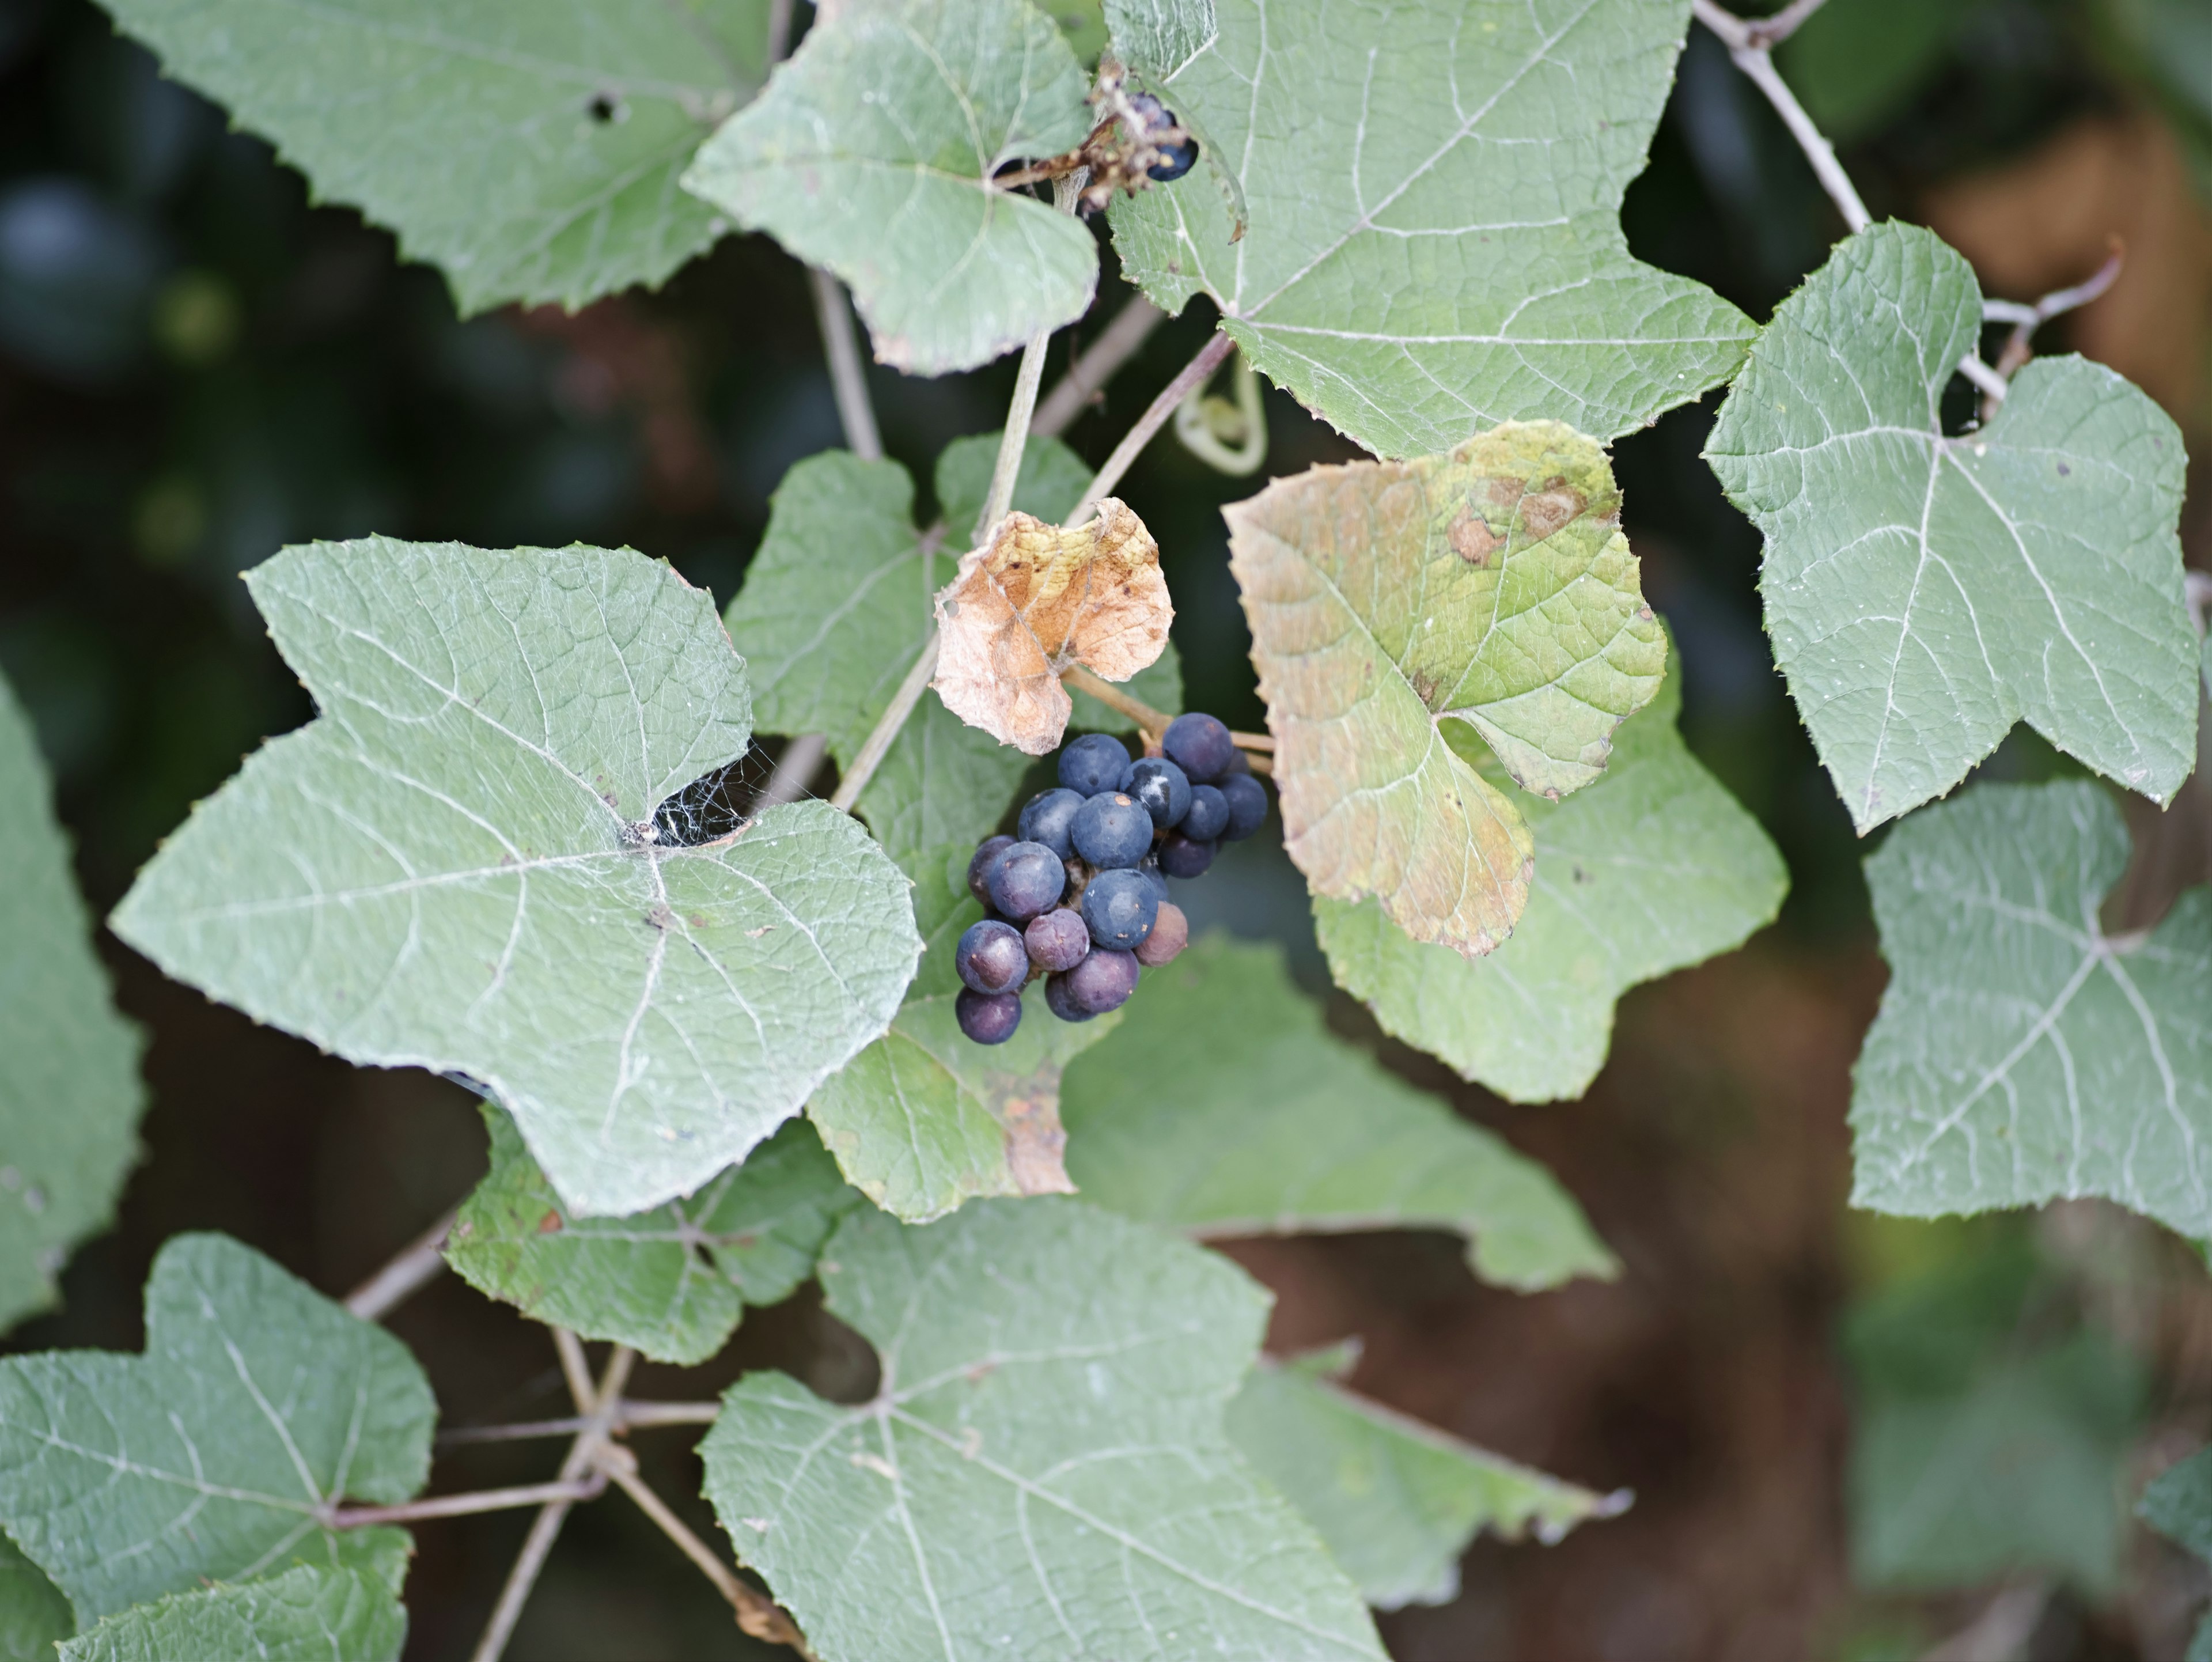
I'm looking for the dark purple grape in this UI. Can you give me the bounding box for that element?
[1162,712,1236,782]
[967,835,1013,905]
[1181,783,1229,842]
[1159,830,1214,879]
[1052,948,1140,1017]
[1134,857,1168,904]
[1017,788,1085,859]
[955,919,1028,994]
[956,987,1022,1044]
[1219,773,1268,841]
[1122,757,1191,830]
[1079,868,1158,950]
[1058,732,1130,796]
[1071,792,1153,869]
[985,840,1065,922]
[1148,136,1198,183]
[1024,907,1091,973]
[1224,746,1252,776]
[1135,901,1188,966]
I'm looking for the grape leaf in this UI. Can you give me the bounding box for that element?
[0,673,145,1333]
[1228,1342,1622,1610]
[2140,1449,2212,1661]
[682,0,1099,374]
[0,1234,432,1624]
[111,537,920,1220]
[58,1565,404,1662]
[931,498,1173,755]
[700,1197,1387,1661]
[1850,780,2212,1234]
[1227,421,1664,957]
[1062,935,1615,1290]
[1705,223,2198,832]
[1108,0,1755,457]
[1313,640,1787,1102]
[933,430,1096,541]
[810,980,1118,1222]
[98,0,767,313]
[0,1536,70,1661]
[1105,0,1215,76]
[446,1107,857,1365]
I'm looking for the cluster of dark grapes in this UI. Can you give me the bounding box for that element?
[955,712,1268,1044]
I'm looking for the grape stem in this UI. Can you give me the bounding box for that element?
[1059,665,1274,773]
[343,1205,456,1320]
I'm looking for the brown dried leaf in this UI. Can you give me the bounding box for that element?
[930,497,1172,755]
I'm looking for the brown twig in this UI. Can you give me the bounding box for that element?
[327,1477,605,1528]
[435,1399,726,1448]
[1690,0,1867,233]
[809,268,884,463]
[1979,241,2125,418]
[1070,331,1236,521]
[343,1207,456,1322]
[1033,297,1165,438]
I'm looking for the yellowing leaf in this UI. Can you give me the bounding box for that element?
[1226,421,1664,957]
[930,497,1172,755]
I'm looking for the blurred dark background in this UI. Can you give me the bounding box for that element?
[2,0,2211,1655]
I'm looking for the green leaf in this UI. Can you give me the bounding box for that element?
[98,0,767,313]
[1705,223,2198,832]
[1062,935,1615,1290]
[1226,421,1665,956]
[810,980,1119,1221]
[2142,1448,2212,1561]
[1313,642,1787,1102]
[1105,0,1214,76]
[0,673,145,1332]
[1227,1343,1622,1610]
[58,1565,404,1662]
[932,429,1094,538]
[0,1535,71,1661]
[446,1107,858,1365]
[683,0,1098,374]
[0,1235,433,1624]
[1108,0,1755,456]
[1850,779,2212,1234]
[700,1197,1387,1660]
[111,537,920,1220]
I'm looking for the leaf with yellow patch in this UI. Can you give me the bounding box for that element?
[930,497,1172,756]
[1227,421,1664,957]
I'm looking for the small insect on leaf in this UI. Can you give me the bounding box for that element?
[931,497,1172,755]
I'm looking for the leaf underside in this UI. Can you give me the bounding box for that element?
[1850,780,2212,1235]
[1314,637,1787,1103]
[100,0,769,312]
[1061,934,1615,1290]
[1706,222,2198,832]
[700,1198,1387,1661]
[58,1565,406,1662]
[1110,0,1755,456]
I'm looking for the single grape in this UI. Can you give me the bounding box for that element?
[1159,830,1214,879]
[1135,901,1188,966]
[1058,732,1130,796]
[1148,135,1199,183]
[1224,746,1252,776]
[1050,947,1140,1019]
[985,840,1066,922]
[1219,773,1268,841]
[1121,756,1191,830]
[1080,868,1158,950]
[1161,711,1236,782]
[1071,792,1153,868]
[1134,857,1168,904]
[1181,783,1229,842]
[955,918,1028,994]
[956,987,1022,1044]
[1024,907,1090,972]
[1017,787,1085,859]
[967,834,1013,905]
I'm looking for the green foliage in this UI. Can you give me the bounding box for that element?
[1228,421,1662,956]
[1104,0,1216,77]
[58,1566,405,1662]
[0,1235,432,1625]
[98,0,767,313]
[1062,936,1616,1290]
[1109,0,1755,456]
[2140,1448,2212,1660]
[1226,1343,1619,1610]
[700,1198,1387,1660]
[109,537,920,1220]
[0,673,144,1332]
[1844,1243,2145,1593]
[683,0,1099,373]
[447,1108,857,1364]
[1706,223,2199,832]
[1850,780,2212,1235]
[0,1536,71,1661]
[1313,640,1787,1101]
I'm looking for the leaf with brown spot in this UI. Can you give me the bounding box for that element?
[1227,421,1664,958]
[931,498,1173,756]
